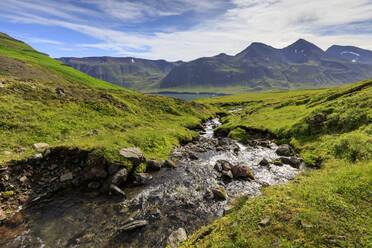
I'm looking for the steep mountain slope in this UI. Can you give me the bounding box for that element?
[58,57,183,91]
[184,80,372,247]
[160,39,372,93]
[0,32,215,166]
[325,45,372,63]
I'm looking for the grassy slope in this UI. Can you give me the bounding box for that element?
[0,33,216,168]
[181,80,372,247]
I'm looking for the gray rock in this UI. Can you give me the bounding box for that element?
[259,216,271,227]
[223,205,234,215]
[218,138,232,146]
[60,172,73,182]
[163,159,177,168]
[119,147,144,164]
[280,156,302,168]
[19,176,28,183]
[211,187,227,200]
[147,160,162,171]
[167,228,188,248]
[88,181,101,189]
[231,163,254,180]
[110,184,126,197]
[122,220,148,231]
[259,158,269,166]
[222,170,233,179]
[133,173,152,185]
[275,144,294,156]
[32,143,49,152]
[33,153,43,159]
[111,168,128,186]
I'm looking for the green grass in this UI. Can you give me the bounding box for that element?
[0,33,217,169]
[183,80,372,247]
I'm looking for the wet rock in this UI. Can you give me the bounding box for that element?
[88,181,101,189]
[204,188,214,200]
[2,151,11,156]
[222,170,233,179]
[233,145,240,154]
[111,168,128,186]
[133,173,152,185]
[147,160,162,171]
[163,159,177,168]
[167,228,188,248]
[275,144,294,156]
[110,184,126,197]
[273,159,283,166]
[188,152,198,160]
[119,147,145,164]
[231,163,254,180]
[214,160,231,172]
[280,156,302,168]
[218,138,232,146]
[259,158,269,166]
[122,220,148,231]
[211,187,227,200]
[60,172,73,182]
[306,113,326,127]
[259,216,271,227]
[255,140,271,148]
[32,143,49,152]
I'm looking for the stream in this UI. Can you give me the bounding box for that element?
[2,118,300,248]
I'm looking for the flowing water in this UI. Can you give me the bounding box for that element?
[3,118,300,248]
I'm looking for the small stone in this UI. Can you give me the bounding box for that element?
[133,173,152,185]
[167,228,188,248]
[259,216,271,227]
[15,147,25,153]
[222,170,233,179]
[280,156,302,168]
[211,187,227,200]
[147,160,162,171]
[110,184,126,197]
[259,158,269,166]
[88,181,101,189]
[60,172,73,182]
[2,151,11,156]
[163,159,177,168]
[19,176,27,183]
[111,168,128,186]
[122,220,148,231]
[276,144,293,156]
[32,143,49,152]
[33,153,43,159]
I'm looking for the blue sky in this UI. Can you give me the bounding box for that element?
[1,0,372,61]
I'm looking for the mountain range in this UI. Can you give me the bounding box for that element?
[58,39,372,93]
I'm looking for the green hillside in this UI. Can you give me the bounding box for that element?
[0,32,216,167]
[181,80,372,247]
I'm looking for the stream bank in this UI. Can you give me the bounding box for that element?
[1,118,304,248]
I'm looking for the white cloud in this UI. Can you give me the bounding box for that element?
[1,0,372,61]
[27,37,64,45]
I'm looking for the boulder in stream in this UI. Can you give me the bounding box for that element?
[122,220,148,231]
[280,156,302,168]
[167,228,188,248]
[276,144,294,156]
[231,163,254,180]
[147,160,162,171]
[111,168,128,186]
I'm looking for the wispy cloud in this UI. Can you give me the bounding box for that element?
[1,0,372,60]
[26,37,64,45]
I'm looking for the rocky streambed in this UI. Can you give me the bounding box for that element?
[1,118,304,248]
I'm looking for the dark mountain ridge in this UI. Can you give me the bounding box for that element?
[59,39,372,93]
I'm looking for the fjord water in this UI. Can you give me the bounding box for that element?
[3,119,299,248]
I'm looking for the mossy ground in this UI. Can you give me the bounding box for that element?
[0,33,217,169]
[183,80,372,247]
